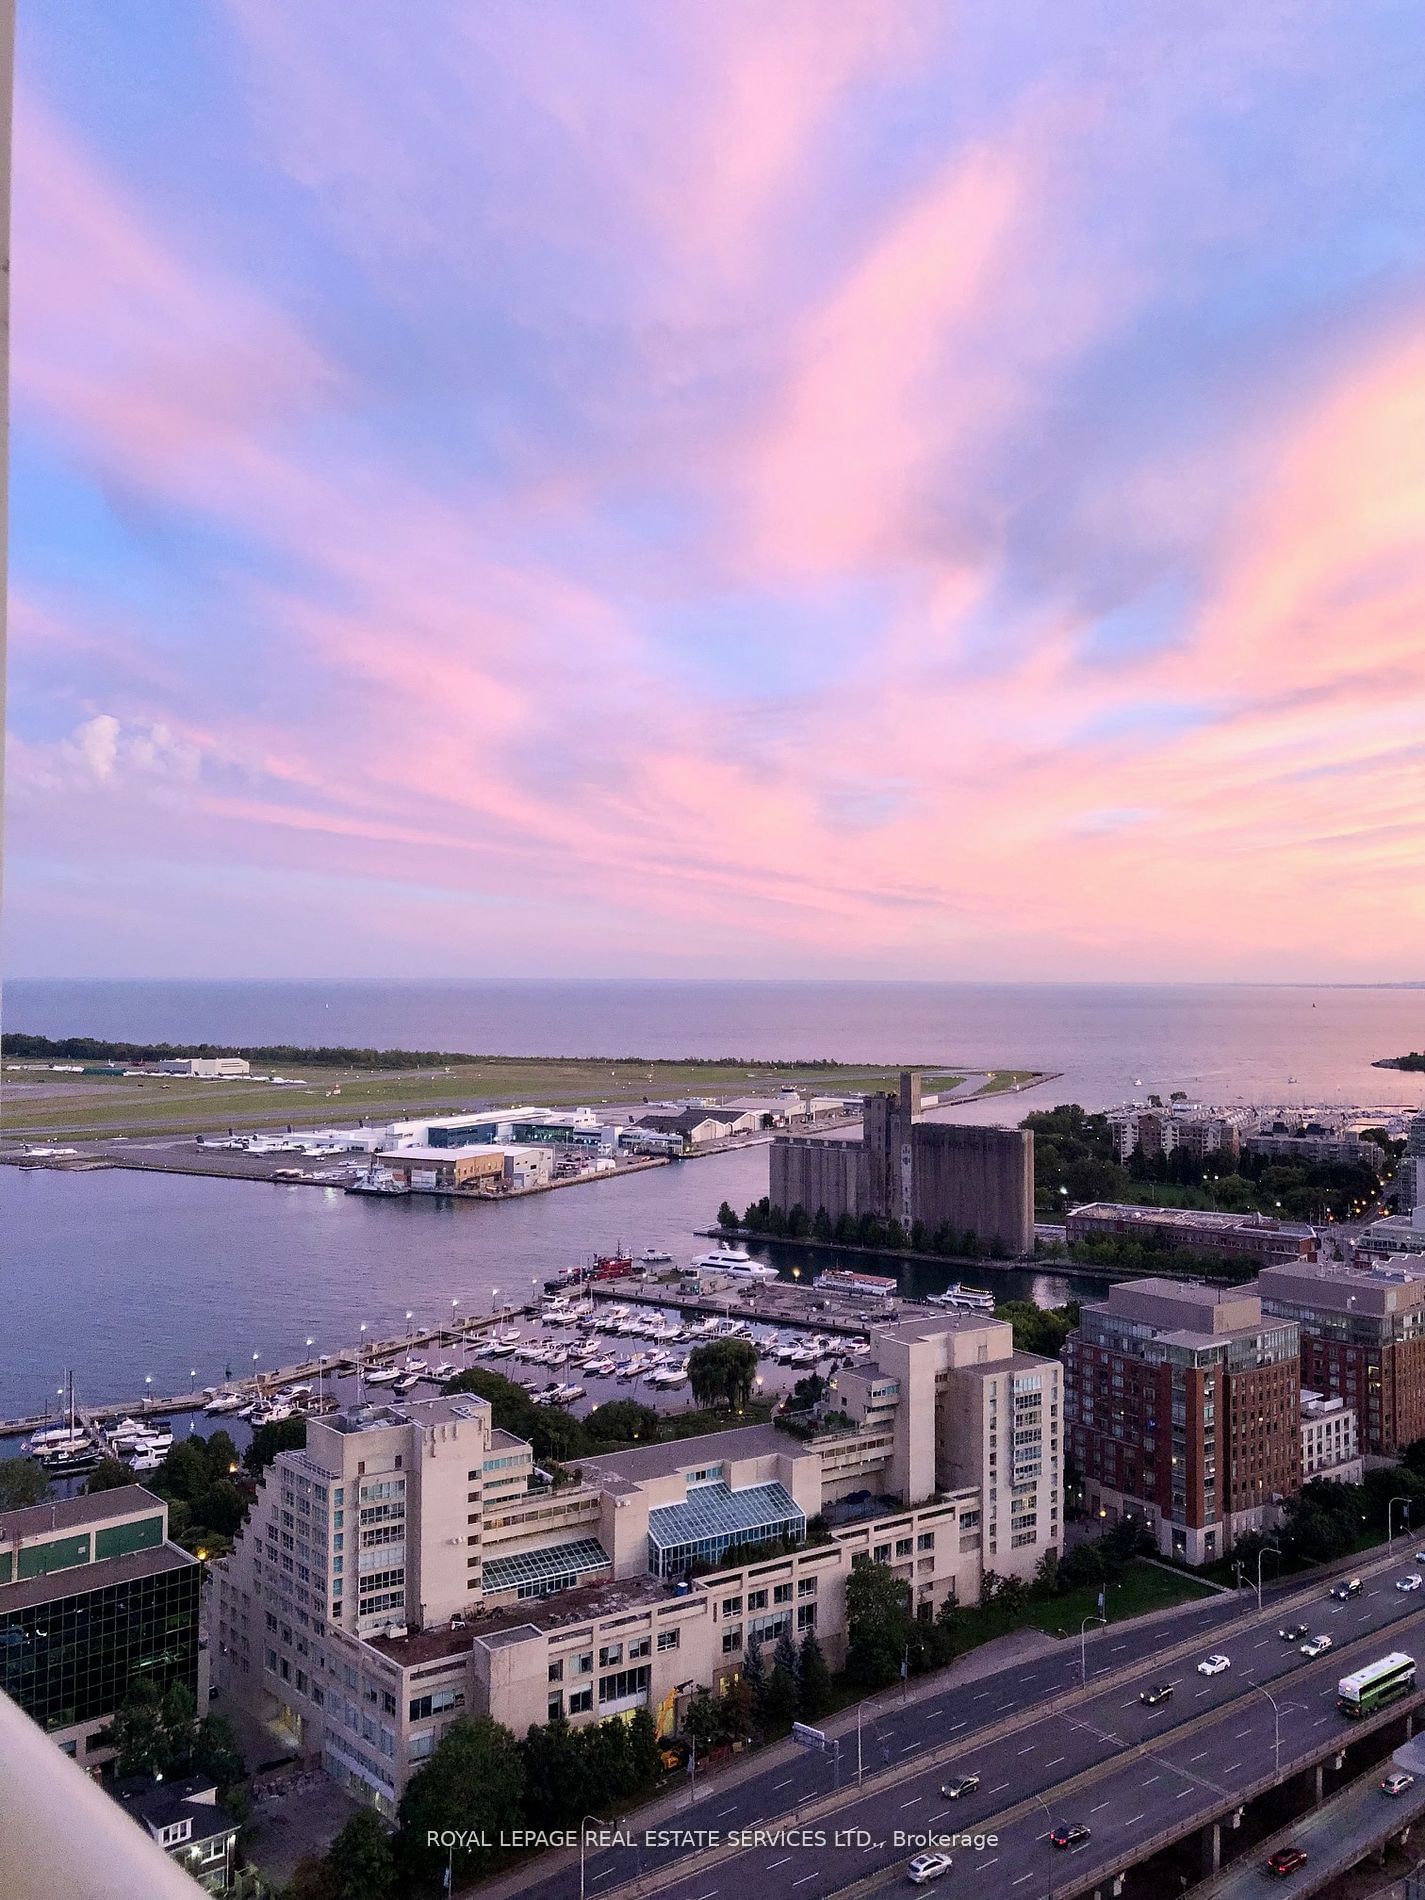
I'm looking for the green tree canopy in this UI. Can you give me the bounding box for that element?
[395,1719,525,1888]
[0,1457,48,1511]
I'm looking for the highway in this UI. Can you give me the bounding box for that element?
[557,1549,1425,1900]
[1198,1765,1425,1898]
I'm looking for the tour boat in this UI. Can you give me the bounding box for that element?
[927,1284,996,1313]
[344,1168,410,1197]
[812,1269,899,1300]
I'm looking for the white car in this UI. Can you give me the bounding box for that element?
[1299,1635,1333,1658]
[1197,1654,1232,1677]
[907,1852,954,1885]
[1396,1575,1423,1593]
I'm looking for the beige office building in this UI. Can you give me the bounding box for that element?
[213,1313,1061,1813]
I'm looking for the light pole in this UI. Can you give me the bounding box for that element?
[450,1297,460,1342]
[1029,1790,1057,1900]
[189,1368,197,1394]
[358,1323,368,1401]
[1390,1496,1412,1550]
[579,1814,611,1900]
[492,1285,501,1314]
[1255,1688,1303,1782]
[1080,1612,1106,1684]
[1250,1543,1280,1613]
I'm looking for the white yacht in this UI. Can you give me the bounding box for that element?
[691,1247,779,1282]
[639,1246,673,1265]
[365,1365,401,1386]
[927,1284,996,1313]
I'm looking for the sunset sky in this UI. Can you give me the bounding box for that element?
[6,1,1424,980]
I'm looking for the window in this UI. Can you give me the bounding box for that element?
[722,1627,743,1654]
[773,1583,792,1605]
[895,1538,913,1558]
[747,1590,768,1612]
[599,1643,622,1669]
[598,1665,651,1706]
[548,1691,564,1721]
[548,1660,564,1683]
[568,1687,593,1715]
[574,1652,593,1675]
[721,1596,742,1618]
[916,1532,935,1552]
[657,1629,680,1652]
[797,1603,817,1632]
[798,1577,817,1597]
[628,1636,651,1660]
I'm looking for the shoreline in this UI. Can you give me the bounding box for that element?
[701,1225,1249,1286]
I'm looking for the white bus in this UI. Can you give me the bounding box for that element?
[1337,1652,1416,1718]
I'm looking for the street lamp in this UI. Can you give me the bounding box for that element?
[1080,1613,1106,1684]
[492,1286,501,1313]
[1390,1496,1413,1549]
[189,1368,197,1394]
[1238,1543,1280,1614]
[1255,1687,1303,1781]
[144,1374,153,1412]
[579,1815,612,1900]
[450,1297,460,1342]
[1029,1790,1057,1900]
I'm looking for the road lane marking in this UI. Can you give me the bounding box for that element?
[793,1877,818,1888]
[1125,1813,1145,1826]
[1017,1744,1036,1755]
[1012,1877,1034,1887]
[767,1856,793,1870]
[1189,1752,1209,1763]
[773,1778,793,1789]
[900,1742,921,1754]
[1176,1789,1196,1800]
[988,1782,1010,1795]
[1045,1756,1066,1767]
[899,1797,922,1809]
[716,1807,738,1817]
[1090,1802,1109,1813]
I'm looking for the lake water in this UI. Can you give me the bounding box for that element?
[4,979,1422,1421]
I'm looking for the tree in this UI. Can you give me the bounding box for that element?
[395,1720,525,1888]
[324,1810,395,1900]
[688,1339,759,1412]
[86,1457,136,1494]
[742,1634,767,1702]
[100,1680,168,1777]
[584,1400,660,1445]
[627,1708,662,1789]
[684,1687,721,1755]
[797,1633,833,1720]
[761,1663,799,1732]
[0,1457,48,1511]
[716,1202,738,1230]
[845,1562,912,1688]
[1031,1549,1059,1599]
[160,1439,218,1503]
[519,1719,588,1828]
[244,1416,308,1476]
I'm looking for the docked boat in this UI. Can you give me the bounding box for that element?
[204,1391,244,1415]
[483,1340,517,1359]
[400,1357,428,1374]
[691,1247,779,1282]
[25,1423,91,1459]
[928,1284,996,1313]
[813,1269,898,1300]
[433,1362,458,1381]
[639,1246,673,1265]
[392,1372,421,1394]
[344,1167,411,1198]
[365,1365,401,1386]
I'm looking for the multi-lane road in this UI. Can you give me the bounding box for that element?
[549,1547,1425,1900]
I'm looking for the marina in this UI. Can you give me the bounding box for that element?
[0,1258,948,1452]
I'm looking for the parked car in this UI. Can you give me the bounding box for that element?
[1278,1623,1309,1642]
[1265,1847,1308,1878]
[1050,1823,1091,1850]
[939,1774,980,1799]
[1140,1683,1175,1706]
[1197,1654,1232,1676]
[1299,1635,1333,1658]
[1331,1578,1363,1600]
[1396,1574,1423,1593]
[1381,1772,1416,1797]
[906,1852,954,1885]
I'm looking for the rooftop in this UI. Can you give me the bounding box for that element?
[580,1422,807,1485]
[0,1484,164,1545]
[367,1571,682,1666]
[872,1311,1008,1344]
[323,1394,490,1436]
[0,1542,196,1614]
[647,1479,805,1557]
[1071,1201,1317,1240]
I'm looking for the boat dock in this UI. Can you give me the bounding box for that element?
[0,1307,528,1443]
[588,1273,921,1339]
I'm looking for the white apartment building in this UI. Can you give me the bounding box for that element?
[1299,1391,1362,1484]
[212,1313,1062,1814]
